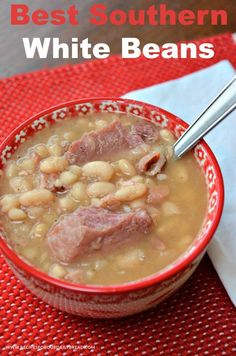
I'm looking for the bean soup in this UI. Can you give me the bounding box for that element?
[0,113,207,285]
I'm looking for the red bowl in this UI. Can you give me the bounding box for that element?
[0,98,224,318]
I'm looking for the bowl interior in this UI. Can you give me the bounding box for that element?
[0,98,224,292]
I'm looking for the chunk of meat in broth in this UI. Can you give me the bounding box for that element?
[66,118,128,164]
[66,118,160,164]
[138,152,167,176]
[47,207,153,263]
[0,111,207,286]
[128,122,159,145]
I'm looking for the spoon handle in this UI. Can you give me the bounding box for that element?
[173,75,236,159]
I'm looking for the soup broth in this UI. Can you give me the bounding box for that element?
[0,113,207,285]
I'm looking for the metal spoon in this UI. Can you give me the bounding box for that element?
[173,75,236,159]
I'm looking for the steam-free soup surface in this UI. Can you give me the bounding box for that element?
[0,113,207,285]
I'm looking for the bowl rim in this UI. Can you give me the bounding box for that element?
[0,97,224,294]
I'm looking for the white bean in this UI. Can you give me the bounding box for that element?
[115,183,147,202]
[54,179,63,188]
[129,198,146,209]
[118,159,136,177]
[0,195,20,213]
[6,162,18,178]
[115,249,145,269]
[10,176,33,193]
[50,264,67,279]
[63,131,78,141]
[165,146,173,161]
[59,171,78,185]
[111,161,120,173]
[47,135,60,145]
[91,198,101,207]
[40,157,68,174]
[87,182,115,198]
[155,216,181,237]
[70,182,89,203]
[128,144,150,159]
[162,202,181,216]
[92,259,107,271]
[48,142,63,156]
[157,174,168,181]
[18,158,36,174]
[69,165,82,177]
[8,208,27,221]
[35,144,49,159]
[58,197,77,212]
[131,175,145,183]
[82,161,114,181]
[20,189,54,206]
[30,223,48,239]
[27,206,44,219]
[123,205,132,213]
[160,129,175,143]
[95,120,107,129]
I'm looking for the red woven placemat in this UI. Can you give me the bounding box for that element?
[0,33,236,355]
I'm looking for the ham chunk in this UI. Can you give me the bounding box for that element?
[138,152,166,176]
[66,119,159,164]
[66,119,128,164]
[47,207,153,263]
[98,194,122,211]
[129,122,159,145]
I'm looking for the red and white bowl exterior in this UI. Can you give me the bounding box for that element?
[0,98,224,318]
